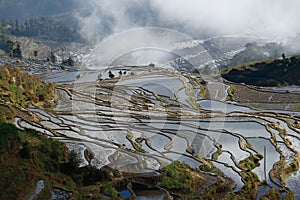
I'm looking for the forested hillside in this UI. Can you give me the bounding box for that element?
[222,55,300,86]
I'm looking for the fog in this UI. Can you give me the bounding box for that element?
[153,0,300,36]
[75,0,300,42]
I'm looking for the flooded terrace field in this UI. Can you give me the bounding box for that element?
[12,61,300,199]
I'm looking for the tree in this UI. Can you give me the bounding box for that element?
[0,122,19,151]
[11,19,21,36]
[6,40,22,58]
[61,150,82,173]
[281,53,291,68]
[62,56,75,66]
[12,42,22,58]
[49,51,56,63]
[33,50,38,58]
[6,40,14,55]
[245,42,257,49]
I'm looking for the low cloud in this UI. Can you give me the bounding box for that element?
[156,0,300,39]
[75,0,300,42]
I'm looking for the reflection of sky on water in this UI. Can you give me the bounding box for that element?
[249,138,281,188]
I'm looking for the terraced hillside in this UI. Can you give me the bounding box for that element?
[0,55,299,199]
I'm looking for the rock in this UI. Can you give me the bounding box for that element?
[84,149,94,165]
[51,188,72,200]
[9,76,16,84]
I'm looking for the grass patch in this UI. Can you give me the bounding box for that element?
[226,85,236,101]
[0,66,57,108]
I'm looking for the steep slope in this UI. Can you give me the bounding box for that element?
[222,55,300,87]
[0,66,56,108]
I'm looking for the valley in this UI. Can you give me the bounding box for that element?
[1,47,300,198]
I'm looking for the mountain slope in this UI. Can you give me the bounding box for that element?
[222,56,300,87]
[0,0,78,21]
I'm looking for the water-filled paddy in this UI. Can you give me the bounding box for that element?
[15,63,299,197]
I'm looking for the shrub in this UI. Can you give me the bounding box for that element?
[0,122,19,151]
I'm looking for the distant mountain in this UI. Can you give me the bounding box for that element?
[0,0,78,21]
[222,55,300,87]
[221,42,285,69]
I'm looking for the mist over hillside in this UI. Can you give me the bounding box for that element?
[1,0,300,42]
[73,0,300,42]
[1,0,300,66]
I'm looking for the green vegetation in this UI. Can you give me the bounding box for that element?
[236,171,260,199]
[158,161,238,199]
[0,122,67,199]
[189,75,207,98]
[0,104,14,122]
[5,39,22,58]
[261,188,281,200]
[280,159,299,181]
[0,122,117,199]
[222,55,300,86]
[233,154,265,199]
[238,154,263,171]
[0,122,19,151]
[0,66,56,109]
[159,161,195,193]
[0,16,82,43]
[158,161,236,199]
[212,148,223,161]
[226,85,236,101]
